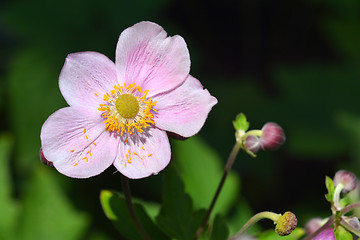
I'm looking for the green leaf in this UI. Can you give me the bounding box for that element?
[0,134,19,240]
[210,214,230,240]
[18,168,89,240]
[156,168,206,240]
[335,225,353,240]
[100,190,169,240]
[233,113,250,132]
[325,176,335,203]
[6,47,66,172]
[258,228,306,240]
[173,136,240,219]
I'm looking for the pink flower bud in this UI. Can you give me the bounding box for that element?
[312,228,335,240]
[305,218,323,235]
[345,216,360,230]
[40,148,54,168]
[333,170,357,193]
[260,122,286,151]
[244,135,261,153]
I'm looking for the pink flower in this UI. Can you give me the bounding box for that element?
[312,228,335,240]
[40,22,217,179]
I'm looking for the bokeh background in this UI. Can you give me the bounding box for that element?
[1,0,360,239]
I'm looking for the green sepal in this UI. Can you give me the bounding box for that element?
[233,113,250,132]
[100,190,169,240]
[335,225,353,240]
[339,196,351,209]
[325,176,335,203]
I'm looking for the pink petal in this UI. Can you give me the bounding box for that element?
[115,21,190,97]
[113,128,171,179]
[59,52,118,108]
[40,107,118,178]
[154,75,217,138]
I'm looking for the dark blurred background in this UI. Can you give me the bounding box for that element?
[1,0,360,239]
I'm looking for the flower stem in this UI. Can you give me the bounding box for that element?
[303,216,334,240]
[230,211,281,239]
[121,175,152,240]
[195,141,242,239]
[341,201,360,215]
[333,183,344,210]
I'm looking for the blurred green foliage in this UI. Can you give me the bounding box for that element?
[1,0,360,239]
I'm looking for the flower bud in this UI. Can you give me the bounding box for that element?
[40,148,54,168]
[260,122,285,151]
[275,211,297,236]
[345,216,360,230]
[333,170,357,194]
[312,228,335,240]
[244,135,261,153]
[305,218,323,235]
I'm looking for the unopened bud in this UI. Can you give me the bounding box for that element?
[345,216,360,230]
[333,170,357,194]
[275,211,297,236]
[244,135,261,153]
[305,218,323,235]
[313,228,335,240]
[40,148,54,168]
[260,122,285,151]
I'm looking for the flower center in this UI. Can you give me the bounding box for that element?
[115,94,139,119]
[97,83,157,136]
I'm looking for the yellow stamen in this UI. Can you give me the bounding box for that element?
[98,83,156,135]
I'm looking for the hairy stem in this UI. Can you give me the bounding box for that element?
[195,141,242,239]
[121,176,152,240]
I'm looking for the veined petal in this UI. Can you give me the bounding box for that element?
[113,128,171,179]
[154,75,217,138]
[59,51,118,108]
[40,107,118,178]
[116,21,190,97]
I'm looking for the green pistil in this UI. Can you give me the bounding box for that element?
[115,94,139,119]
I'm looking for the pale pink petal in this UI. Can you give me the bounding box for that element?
[116,21,190,97]
[40,107,118,178]
[59,52,118,108]
[113,128,171,179]
[154,75,217,137]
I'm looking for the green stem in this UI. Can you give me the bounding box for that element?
[230,211,281,239]
[194,141,242,240]
[333,183,344,210]
[243,129,263,140]
[121,176,152,240]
